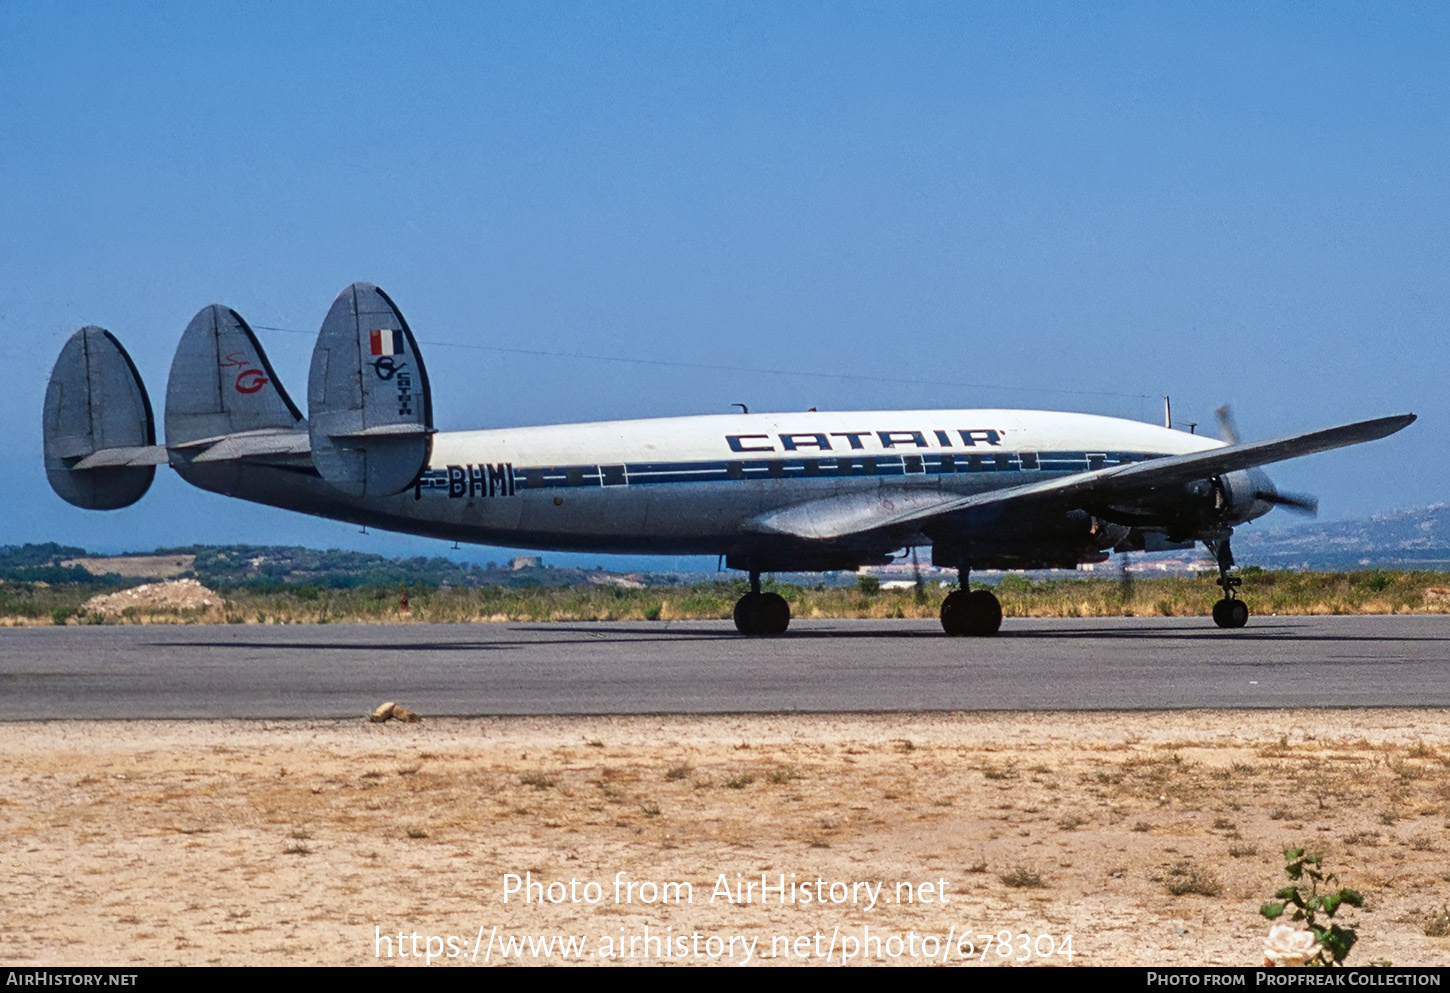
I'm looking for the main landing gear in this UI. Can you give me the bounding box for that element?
[940,565,1002,636]
[734,571,790,636]
[1207,538,1249,629]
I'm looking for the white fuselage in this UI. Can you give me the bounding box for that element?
[209,408,1219,556]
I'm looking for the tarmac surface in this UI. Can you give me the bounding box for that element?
[2,615,1447,719]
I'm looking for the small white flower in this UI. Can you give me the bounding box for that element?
[1264,924,1321,967]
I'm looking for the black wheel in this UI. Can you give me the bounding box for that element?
[940,590,969,635]
[733,593,761,634]
[1213,598,1250,629]
[734,592,789,635]
[964,589,1002,635]
[759,591,791,635]
[941,589,1002,636]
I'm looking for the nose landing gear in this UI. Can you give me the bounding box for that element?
[1207,538,1249,629]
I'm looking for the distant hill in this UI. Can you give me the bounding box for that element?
[0,542,667,590]
[4,504,1448,586]
[0,542,123,585]
[1234,503,1450,570]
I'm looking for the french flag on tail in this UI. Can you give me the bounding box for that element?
[369,328,404,356]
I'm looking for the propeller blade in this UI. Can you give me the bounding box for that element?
[1257,489,1318,516]
[1215,404,1241,445]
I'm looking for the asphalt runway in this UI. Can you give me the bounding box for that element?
[1,615,1447,719]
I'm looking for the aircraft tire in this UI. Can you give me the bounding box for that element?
[940,590,967,635]
[733,594,760,634]
[760,592,791,635]
[734,593,790,636]
[1212,599,1250,628]
[940,589,1002,636]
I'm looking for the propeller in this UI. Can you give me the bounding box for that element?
[1257,489,1319,516]
[1219,403,1318,517]
[1215,404,1241,445]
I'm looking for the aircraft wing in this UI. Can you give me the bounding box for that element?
[746,413,1416,541]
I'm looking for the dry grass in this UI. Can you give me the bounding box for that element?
[4,712,1450,965]
[9,570,1450,625]
[998,865,1046,888]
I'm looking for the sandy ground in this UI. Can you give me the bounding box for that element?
[3,711,1450,968]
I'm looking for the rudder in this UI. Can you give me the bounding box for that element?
[308,282,433,497]
[165,304,305,448]
[42,327,163,509]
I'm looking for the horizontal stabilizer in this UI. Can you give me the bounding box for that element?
[308,282,434,497]
[43,327,158,509]
[187,429,312,463]
[326,423,433,439]
[71,445,170,469]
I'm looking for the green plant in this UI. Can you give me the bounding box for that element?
[1260,848,1364,966]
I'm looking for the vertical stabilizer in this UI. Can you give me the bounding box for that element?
[307,282,433,497]
[43,327,162,509]
[165,304,304,448]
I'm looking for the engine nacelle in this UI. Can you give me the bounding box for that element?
[1184,469,1274,526]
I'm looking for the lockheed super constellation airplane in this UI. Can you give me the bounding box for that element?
[43,282,1414,635]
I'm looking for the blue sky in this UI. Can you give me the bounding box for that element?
[1,2,1444,566]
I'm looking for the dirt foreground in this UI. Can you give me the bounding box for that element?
[3,711,1449,968]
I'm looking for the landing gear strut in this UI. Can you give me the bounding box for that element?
[940,562,1002,636]
[1208,538,1249,629]
[734,571,790,635]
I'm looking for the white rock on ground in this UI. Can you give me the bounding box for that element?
[82,578,223,615]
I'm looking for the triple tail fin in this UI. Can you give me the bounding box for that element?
[307,282,434,497]
[43,327,165,509]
